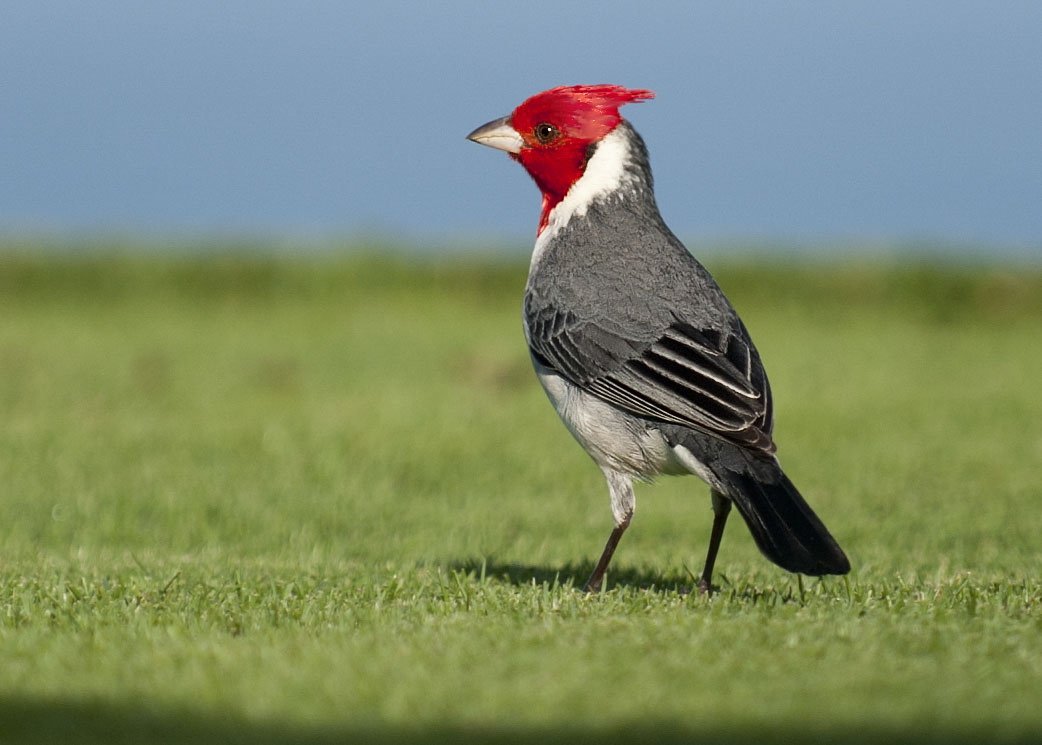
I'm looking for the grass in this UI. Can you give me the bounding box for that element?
[1,247,1041,743]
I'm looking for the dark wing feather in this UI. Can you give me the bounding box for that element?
[526,308,776,454]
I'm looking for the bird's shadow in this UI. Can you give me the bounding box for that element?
[446,557,700,594]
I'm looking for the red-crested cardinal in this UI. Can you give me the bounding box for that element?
[468,85,849,593]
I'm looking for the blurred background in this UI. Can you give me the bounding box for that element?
[2,0,1040,257]
[4,6,1042,738]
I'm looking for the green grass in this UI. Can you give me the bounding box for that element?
[1,248,1041,744]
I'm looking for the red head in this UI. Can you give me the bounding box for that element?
[468,85,655,231]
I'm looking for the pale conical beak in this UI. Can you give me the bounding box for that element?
[466,115,524,154]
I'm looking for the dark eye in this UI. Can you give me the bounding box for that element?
[534,122,559,143]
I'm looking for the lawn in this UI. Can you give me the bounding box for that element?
[1,247,1041,744]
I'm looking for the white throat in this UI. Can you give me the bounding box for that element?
[531,125,637,266]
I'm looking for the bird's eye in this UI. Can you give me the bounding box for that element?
[534,123,560,144]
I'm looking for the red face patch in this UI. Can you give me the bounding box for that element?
[509,85,654,232]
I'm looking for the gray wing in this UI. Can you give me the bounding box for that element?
[525,304,776,454]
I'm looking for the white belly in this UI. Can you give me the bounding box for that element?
[534,362,681,477]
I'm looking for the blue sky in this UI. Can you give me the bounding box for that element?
[2,1,1040,250]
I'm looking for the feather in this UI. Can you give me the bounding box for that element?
[526,311,777,456]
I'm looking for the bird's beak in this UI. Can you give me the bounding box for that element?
[466,116,523,154]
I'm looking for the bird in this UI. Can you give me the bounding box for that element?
[466,84,850,593]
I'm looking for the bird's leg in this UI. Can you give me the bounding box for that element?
[583,514,631,593]
[584,469,635,593]
[697,489,732,595]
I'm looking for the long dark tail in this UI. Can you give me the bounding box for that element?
[721,458,850,576]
